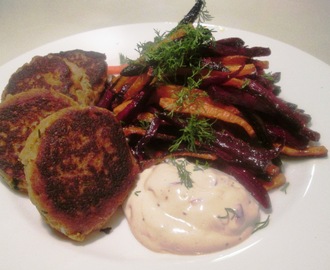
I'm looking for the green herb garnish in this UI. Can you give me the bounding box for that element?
[253,215,270,234]
[241,78,251,89]
[169,115,216,152]
[193,159,209,171]
[135,24,214,87]
[134,190,141,196]
[170,159,193,189]
[196,0,214,23]
[174,84,207,110]
[261,72,276,82]
[217,208,238,220]
[138,120,151,130]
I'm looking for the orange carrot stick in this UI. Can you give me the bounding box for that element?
[220,55,248,65]
[159,97,255,136]
[264,173,286,191]
[124,73,152,100]
[226,64,257,77]
[107,64,129,75]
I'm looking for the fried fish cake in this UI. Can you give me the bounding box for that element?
[2,54,72,99]
[0,89,78,192]
[19,106,139,241]
[55,50,107,104]
[2,50,107,105]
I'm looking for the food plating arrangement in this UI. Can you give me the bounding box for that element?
[0,0,327,256]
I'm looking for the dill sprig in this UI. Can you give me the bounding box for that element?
[193,159,209,171]
[134,190,141,196]
[170,159,193,189]
[136,24,214,86]
[174,84,207,111]
[169,115,216,152]
[138,120,151,130]
[217,208,238,220]
[197,0,214,23]
[253,215,270,234]
[173,66,211,112]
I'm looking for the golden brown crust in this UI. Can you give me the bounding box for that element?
[2,50,108,105]
[20,106,139,241]
[0,89,78,192]
[56,50,107,99]
[2,55,73,100]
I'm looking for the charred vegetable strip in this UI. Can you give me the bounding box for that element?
[279,145,328,157]
[246,80,320,141]
[115,87,152,124]
[213,160,271,209]
[159,97,256,136]
[123,73,153,100]
[209,131,280,174]
[178,0,206,25]
[264,173,286,191]
[134,116,161,159]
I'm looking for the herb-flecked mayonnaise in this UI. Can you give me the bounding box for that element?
[123,159,260,255]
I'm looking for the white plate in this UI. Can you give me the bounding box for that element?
[0,23,329,270]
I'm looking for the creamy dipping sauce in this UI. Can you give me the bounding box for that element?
[123,159,260,255]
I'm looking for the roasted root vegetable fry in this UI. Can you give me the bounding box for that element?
[96,8,327,210]
[159,97,255,137]
[279,145,328,157]
[107,64,129,75]
[264,173,286,191]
